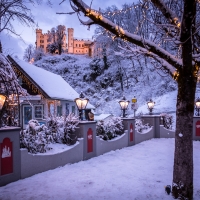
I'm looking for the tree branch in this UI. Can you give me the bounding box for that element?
[70,0,182,70]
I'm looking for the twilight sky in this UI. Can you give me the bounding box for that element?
[2,0,134,59]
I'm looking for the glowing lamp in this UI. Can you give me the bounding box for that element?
[118,96,130,117]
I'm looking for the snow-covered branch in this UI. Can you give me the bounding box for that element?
[150,0,181,28]
[123,45,177,78]
[70,0,182,70]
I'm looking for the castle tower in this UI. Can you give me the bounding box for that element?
[35,29,42,49]
[68,28,74,53]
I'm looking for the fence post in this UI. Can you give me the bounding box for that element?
[122,118,135,146]
[0,127,21,186]
[193,116,200,140]
[76,121,97,160]
[141,115,161,138]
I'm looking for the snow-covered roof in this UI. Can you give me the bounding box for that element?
[94,114,112,121]
[8,56,95,109]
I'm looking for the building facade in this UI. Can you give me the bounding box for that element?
[36,27,94,57]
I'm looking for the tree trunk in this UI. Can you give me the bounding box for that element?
[172,0,196,199]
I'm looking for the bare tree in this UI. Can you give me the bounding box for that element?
[0,0,51,52]
[23,44,35,62]
[62,0,199,198]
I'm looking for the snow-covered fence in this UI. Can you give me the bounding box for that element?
[20,139,83,179]
[135,127,154,144]
[96,130,128,156]
[160,125,175,138]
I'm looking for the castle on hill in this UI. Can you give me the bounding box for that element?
[36,27,94,57]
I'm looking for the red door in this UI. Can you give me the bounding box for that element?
[87,128,93,153]
[1,138,13,175]
[196,120,200,136]
[130,123,133,142]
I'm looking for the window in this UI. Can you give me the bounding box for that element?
[57,105,62,116]
[48,102,55,116]
[72,106,75,114]
[40,40,44,43]
[40,45,44,48]
[82,44,84,47]
[34,105,43,119]
[23,106,32,125]
[66,103,69,116]
[79,44,81,47]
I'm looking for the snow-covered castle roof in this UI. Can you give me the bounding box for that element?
[8,56,95,109]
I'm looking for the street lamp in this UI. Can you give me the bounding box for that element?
[195,97,200,116]
[147,99,155,115]
[118,96,130,118]
[74,92,89,120]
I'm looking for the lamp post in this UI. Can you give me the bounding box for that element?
[147,99,155,115]
[195,97,200,116]
[118,96,130,118]
[74,92,89,120]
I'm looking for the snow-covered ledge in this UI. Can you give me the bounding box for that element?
[160,125,175,138]
[96,130,128,156]
[20,139,84,179]
[135,128,154,144]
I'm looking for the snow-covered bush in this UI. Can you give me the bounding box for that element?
[46,113,79,145]
[46,116,64,143]
[20,119,53,154]
[160,113,173,130]
[135,119,151,133]
[96,117,124,140]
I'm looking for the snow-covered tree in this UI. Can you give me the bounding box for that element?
[47,25,66,55]
[0,53,26,126]
[23,44,35,62]
[33,47,46,61]
[61,0,200,198]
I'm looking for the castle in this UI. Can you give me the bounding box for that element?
[36,27,94,57]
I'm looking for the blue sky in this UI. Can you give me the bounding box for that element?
[2,0,134,59]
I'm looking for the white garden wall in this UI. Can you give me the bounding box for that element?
[20,139,83,179]
[135,128,154,144]
[160,125,175,138]
[96,131,128,156]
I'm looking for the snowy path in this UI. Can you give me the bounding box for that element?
[0,138,200,200]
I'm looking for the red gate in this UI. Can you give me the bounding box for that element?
[1,138,13,175]
[87,128,93,153]
[130,123,133,142]
[196,120,200,136]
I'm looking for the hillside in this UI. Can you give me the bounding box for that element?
[34,53,177,116]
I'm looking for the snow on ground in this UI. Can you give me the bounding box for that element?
[1,138,200,200]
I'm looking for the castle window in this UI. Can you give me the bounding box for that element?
[79,44,81,47]
[82,44,84,47]
[76,44,78,47]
